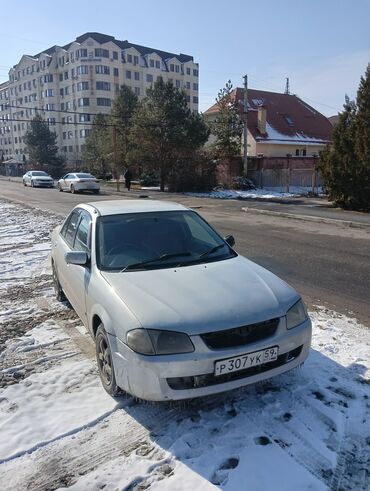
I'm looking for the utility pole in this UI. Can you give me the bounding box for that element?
[112,125,120,192]
[284,77,290,95]
[243,74,248,175]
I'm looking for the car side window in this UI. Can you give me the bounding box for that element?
[63,211,80,248]
[73,212,92,252]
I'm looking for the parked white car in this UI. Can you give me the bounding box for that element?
[51,200,311,401]
[57,173,100,194]
[23,170,54,188]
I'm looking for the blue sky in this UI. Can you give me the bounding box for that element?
[1,0,369,116]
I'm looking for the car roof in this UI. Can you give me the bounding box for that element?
[83,199,189,216]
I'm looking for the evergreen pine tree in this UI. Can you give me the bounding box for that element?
[211,80,243,160]
[319,65,370,210]
[24,114,65,177]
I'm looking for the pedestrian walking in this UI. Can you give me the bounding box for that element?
[124,168,132,191]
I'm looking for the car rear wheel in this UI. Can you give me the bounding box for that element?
[52,262,66,302]
[96,325,120,397]
[93,189,100,194]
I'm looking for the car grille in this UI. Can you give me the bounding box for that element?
[200,318,280,350]
[166,346,303,390]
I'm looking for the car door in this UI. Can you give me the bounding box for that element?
[55,209,81,301]
[67,210,92,323]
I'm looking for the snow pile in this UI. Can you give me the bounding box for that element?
[187,188,300,200]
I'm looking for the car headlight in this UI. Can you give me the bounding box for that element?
[286,299,308,329]
[126,329,194,355]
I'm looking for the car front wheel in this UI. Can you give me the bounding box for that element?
[58,183,63,192]
[70,184,75,194]
[31,180,34,187]
[23,180,27,186]
[96,325,120,397]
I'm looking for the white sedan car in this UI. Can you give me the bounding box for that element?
[51,200,311,401]
[57,172,100,194]
[23,170,54,188]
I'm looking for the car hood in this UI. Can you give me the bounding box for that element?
[33,176,53,180]
[100,256,299,335]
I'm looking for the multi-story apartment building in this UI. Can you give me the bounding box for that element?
[0,32,199,166]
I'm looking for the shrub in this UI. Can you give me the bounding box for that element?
[168,153,218,192]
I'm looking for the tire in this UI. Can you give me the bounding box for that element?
[52,261,66,302]
[93,189,100,194]
[96,325,120,397]
[58,183,63,192]
[70,184,75,194]
[31,180,34,188]
[23,180,26,186]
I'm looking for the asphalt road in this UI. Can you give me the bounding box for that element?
[1,179,370,325]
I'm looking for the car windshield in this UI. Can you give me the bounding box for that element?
[96,211,236,271]
[76,173,94,178]
[32,171,49,176]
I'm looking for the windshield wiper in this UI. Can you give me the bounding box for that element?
[198,243,227,260]
[120,251,192,272]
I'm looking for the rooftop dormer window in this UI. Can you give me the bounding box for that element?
[284,115,294,126]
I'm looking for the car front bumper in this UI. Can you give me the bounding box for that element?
[33,180,54,187]
[109,317,312,401]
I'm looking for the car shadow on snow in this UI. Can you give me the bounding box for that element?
[113,349,370,491]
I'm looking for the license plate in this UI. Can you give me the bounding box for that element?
[214,346,279,376]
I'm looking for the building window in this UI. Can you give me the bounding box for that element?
[97,98,111,106]
[193,69,199,77]
[126,70,131,79]
[134,87,140,96]
[155,60,161,69]
[77,81,89,91]
[193,83,198,90]
[95,48,109,58]
[77,65,88,75]
[134,72,140,81]
[78,97,90,107]
[284,115,294,126]
[170,64,174,72]
[295,149,300,156]
[150,59,154,67]
[302,149,306,156]
[44,74,53,83]
[79,114,90,122]
[45,89,54,97]
[175,65,179,73]
[113,67,119,77]
[192,96,198,103]
[186,81,190,89]
[95,65,110,75]
[175,80,181,88]
[76,49,88,58]
[79,129,91,138]
[146,74,153,83]
[96,81,111,91]
[127,54,132,63]
[64,71,69,80]
[186,67,191,75]
[133,55,139,65]
[113,51,118,60]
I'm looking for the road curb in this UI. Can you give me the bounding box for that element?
[241,207,370,230]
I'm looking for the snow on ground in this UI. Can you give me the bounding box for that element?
[187,188,301,200]
[0,200,369,491]
[187,186,325,200]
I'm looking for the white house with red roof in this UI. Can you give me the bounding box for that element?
[204,88,332,157]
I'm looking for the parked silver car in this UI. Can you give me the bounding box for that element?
[51,200,311,401]
[23,170,54,188]
[57,172,100,194]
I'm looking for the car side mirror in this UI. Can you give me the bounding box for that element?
[65,251,89,266]
[225,235,235,247]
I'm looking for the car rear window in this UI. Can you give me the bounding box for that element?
[75,173,94,178]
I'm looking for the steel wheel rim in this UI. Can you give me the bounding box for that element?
[98,337,112,386]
